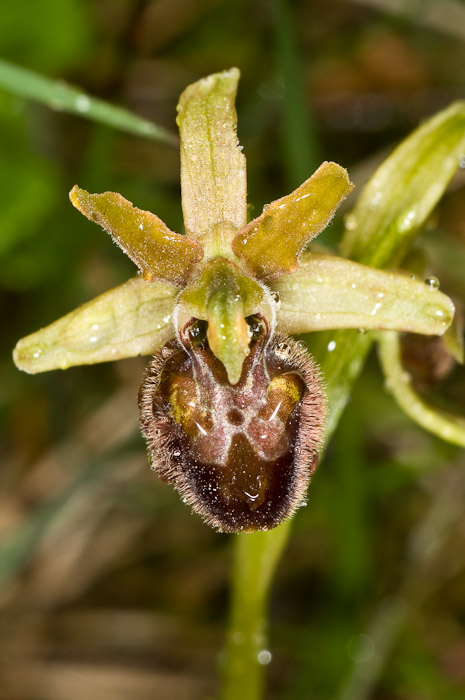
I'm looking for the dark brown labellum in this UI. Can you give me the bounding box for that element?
[139,317,327,533]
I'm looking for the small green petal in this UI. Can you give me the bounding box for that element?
[176,68,247,256]
[70,186,203,286]
[274,253,455,336]
[206,276,251,386]
[232,162,353,281]
[13,277,177,373]
[341,101,465,267]
[378,331,465,447]
[176,258,269,385]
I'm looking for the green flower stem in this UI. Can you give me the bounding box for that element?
[221,330,372,700]
[223,522,291,700]
[0,58,178,146]
[377,331,465,447]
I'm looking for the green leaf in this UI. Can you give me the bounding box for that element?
[340,101,465,267]
[13,276,177,373]
[274,252,455,336]
[0,59,178,146]
[233,162,353,280]
[70,186,203,286]
[378,331,465,447]
[176,68,247,255]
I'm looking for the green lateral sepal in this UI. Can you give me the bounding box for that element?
[273,252,455,336]
[13,277,178,373]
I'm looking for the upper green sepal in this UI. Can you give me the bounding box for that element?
[176,68,247,255]
[70,186,203,286]
[232,161,353,280]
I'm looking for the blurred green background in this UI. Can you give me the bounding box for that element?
[2,1,465,698]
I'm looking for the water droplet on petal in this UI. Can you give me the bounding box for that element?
[398,210,416,233]
[271,290,280,304]
[276,342,292,359]
[296,340,307,352]
[425,276,440,290]
[369,191,383,209]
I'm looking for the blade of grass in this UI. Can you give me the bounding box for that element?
[271,0,320,188]
[0,59,178,146]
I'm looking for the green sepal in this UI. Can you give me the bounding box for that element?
[176,68,247,255]
[273,252,455,336]
[13,277,177,373]
[341,101,465,267]
[70,186,203,286]
[378,331,465,447]
[232,161,353,281]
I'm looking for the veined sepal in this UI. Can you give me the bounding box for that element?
[273,252,455,336]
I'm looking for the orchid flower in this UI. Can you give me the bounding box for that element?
[13,69,464,532]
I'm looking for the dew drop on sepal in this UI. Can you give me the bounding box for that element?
[138,316,327,532]
[425,276,440,290]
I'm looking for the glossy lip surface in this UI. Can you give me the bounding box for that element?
[139,318,327,532]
